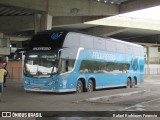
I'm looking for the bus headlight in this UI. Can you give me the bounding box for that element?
[46,80,58,86]
[24,81,30,85]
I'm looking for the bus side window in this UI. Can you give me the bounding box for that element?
[61,59,75,73]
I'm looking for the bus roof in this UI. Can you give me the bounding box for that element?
[37,29,143,48]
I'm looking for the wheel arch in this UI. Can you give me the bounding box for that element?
[128,76,132,81]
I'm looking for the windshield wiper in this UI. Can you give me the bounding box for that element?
[47,72,57,76]
[36,71,43,75]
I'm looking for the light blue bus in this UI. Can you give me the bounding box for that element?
[23,30,144,93]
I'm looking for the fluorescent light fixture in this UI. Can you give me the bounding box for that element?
[104,0,108,3]
[110,1,114,4]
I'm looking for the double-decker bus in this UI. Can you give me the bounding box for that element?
[23,30,144,93]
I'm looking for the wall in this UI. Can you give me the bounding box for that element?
[0,38,10,55]
[149,47,160,57]
[145,64,160,75]
[7,61,22,80]
[144,46,160,64]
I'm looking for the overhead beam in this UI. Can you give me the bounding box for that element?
[0,0,119,16]
[120,0,160,13]
[83,26,128,36]
[84,16,160,31]
[52,16,105,26]
[4,36,31,41]
[0,16,34,33]
[0,16,106,33]
[123,34,160,44]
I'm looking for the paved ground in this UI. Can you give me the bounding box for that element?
[0,75,160,120]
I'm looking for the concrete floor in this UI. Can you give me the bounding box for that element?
[1,75,160,120]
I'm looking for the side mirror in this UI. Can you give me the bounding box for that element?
[14,49,26,60]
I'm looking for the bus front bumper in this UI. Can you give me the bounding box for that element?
[24,88,76,93]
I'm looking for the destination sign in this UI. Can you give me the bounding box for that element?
[33,47,51,51]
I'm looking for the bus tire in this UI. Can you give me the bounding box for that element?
[76,80,83,93]
[131,77,136,88]
[126,78,131,88]
[87,80,94,92]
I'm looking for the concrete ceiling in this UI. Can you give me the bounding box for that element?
[0,5,33,16]
[111,28,160,39]
[0,0,160,45]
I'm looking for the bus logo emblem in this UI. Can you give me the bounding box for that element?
[132,58,138,71]
[51,32,63,40]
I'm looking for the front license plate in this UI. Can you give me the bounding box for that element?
[34,87,40,90]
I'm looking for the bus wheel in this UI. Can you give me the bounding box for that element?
[76,80,83,93]
[126,78,131,88]
[131,77,136,88]
[87,80,94,92]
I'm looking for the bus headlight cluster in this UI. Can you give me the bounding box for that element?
[24,81,30,85]
[46,80,58,86]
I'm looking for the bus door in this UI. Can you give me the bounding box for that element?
[60,58,77,88]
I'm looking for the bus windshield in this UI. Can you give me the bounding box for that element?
[24,54,58,77]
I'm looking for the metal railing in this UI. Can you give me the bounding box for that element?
[145,68,160,75]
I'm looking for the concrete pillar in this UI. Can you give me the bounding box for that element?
[0,33,3,38]
[0,33,10,55]
[147,46,150,65]
[34,14,41,34]
[41,14,52,31]
[34,14,52,33]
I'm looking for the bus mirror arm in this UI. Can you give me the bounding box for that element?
[50,71,58,76]
[58,49,63,59]
[50,67,58,76]
[14,49,26,60]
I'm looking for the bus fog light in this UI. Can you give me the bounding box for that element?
[24,81,29,85]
